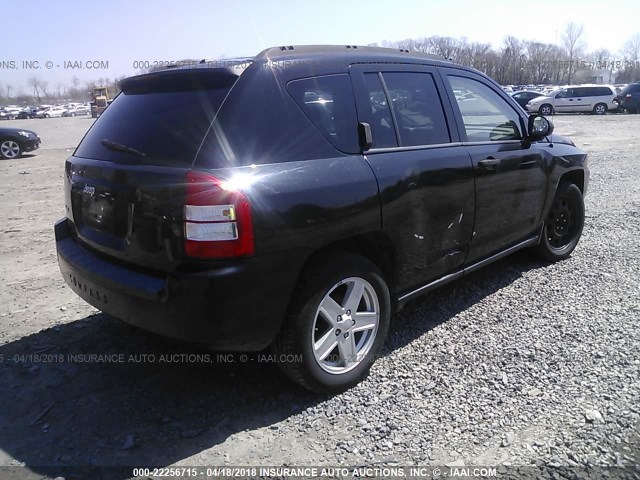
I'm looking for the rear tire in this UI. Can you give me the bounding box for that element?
[534,182,584,262]
[593,103,607,115]
[272,253,390,393]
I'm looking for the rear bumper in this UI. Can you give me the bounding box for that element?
[55,219,299,350]
[618,99,639,111]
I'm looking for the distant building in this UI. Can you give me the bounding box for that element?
[575,68,616,84]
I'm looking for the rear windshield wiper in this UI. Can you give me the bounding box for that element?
[101,138,147,157]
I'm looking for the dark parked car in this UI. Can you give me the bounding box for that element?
[55,45,588,392]
[614,82,640,113]
[0,127,41,159]
[16,107,39,119]
[511,90,545,109]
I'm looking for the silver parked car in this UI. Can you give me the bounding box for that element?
[526,85,618,115]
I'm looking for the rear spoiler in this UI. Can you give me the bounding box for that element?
[119,67,247,94]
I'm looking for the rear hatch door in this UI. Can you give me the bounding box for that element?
[67,67,243,272]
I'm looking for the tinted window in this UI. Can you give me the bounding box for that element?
[448,76,521,142]
[381,72,450,146]
[287,74,359,153]
[362,73,398,148]
[597,87,613,96]
[556,88,575,98]
[75,74,233,166]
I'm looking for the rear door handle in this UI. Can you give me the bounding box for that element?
[478,158,500,171]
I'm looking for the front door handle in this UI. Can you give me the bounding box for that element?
[478,158,500,171]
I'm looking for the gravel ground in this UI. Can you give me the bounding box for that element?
[0,114,638,479]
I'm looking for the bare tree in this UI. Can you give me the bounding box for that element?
[5,84,13,99]
[29,76,43,102]
[617,34,640,82]
[40,81,49,99]
[55,82,64,98]
[622,34,640,63]
[562,22,586,84]
[429,36,461,60]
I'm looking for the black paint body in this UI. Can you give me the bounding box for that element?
[56,46,589,349]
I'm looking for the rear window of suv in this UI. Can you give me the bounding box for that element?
[74,70,238,166]
[287,74,359,153]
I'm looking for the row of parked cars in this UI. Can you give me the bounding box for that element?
[506,83,640,115]
[0,103,91,120]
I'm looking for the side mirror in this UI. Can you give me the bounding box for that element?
[358,122,373,151]
[527,115,553,141]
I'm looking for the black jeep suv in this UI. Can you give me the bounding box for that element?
[615,82,640,113]
[55,45,588,392]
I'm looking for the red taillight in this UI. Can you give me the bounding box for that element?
[184,170,255,258]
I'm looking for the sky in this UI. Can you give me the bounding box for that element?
[2,0,639,94]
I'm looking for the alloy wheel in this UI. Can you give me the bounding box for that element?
[0,140,21,159]
[312,277,380,374]
[540,105,552,116]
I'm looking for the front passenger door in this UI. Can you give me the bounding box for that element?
[441,71,548,264]
[554,88,576,112]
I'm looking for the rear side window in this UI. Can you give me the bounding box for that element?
[287,75,359,153]
[448,76,521,142]
[74,71,235,166]
[362,73,397,148]
[381,72,450,146]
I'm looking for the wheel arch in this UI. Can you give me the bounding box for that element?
[559,169,585,193]
[296,231,397,298]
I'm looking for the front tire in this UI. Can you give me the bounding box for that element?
[539,104,553,116]
[0,139,22,159]
[534,182,585,262]
[593,103,607,115]
[272,253,390,393]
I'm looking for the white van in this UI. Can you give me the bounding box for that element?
[526,84,618,115]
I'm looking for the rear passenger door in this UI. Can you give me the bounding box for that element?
[572,87,590,111]
[440,70,548,264]
[350,64,475,292]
